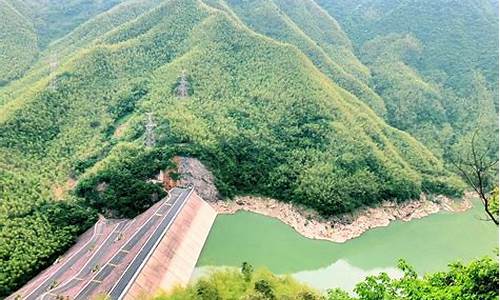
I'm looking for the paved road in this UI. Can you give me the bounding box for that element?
[41,221,129,299]
[74,187,191,300]
[22,220,105,300]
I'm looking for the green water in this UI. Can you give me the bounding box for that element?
[195,202,498,291]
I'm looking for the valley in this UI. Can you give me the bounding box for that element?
[0,0,498,299]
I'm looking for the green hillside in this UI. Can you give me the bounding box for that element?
[316,0,499,91]
[316,0,499,159]
[0,0,38,85]
[0,0,496,297]
[5,0,124,49]
[0,0,124,85]
[215,0,387,115]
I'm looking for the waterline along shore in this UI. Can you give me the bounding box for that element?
[212,193,473,243]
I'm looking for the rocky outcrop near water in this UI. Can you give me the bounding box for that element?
[176,156,221,202]
[213,194,472,243]
[176,157,472,243]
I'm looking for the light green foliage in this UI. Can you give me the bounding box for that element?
[0,0,495,296]
[339,257,500,300]
[0,169,97,296]
[0,0,38,84]
[160,257,499,300]
[360,34,450,156]
[218,0,386,115]
[156,265,322,300]
[272,0,370,82]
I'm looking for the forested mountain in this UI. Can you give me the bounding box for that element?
[317,0,499,157]
[0,0,497,296]
[317,0,499,91]
[0,0,123,84]
[0,0,38,85]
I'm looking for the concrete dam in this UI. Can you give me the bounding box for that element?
[9,187,217,300]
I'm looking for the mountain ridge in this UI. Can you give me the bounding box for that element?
[0,0,496,296]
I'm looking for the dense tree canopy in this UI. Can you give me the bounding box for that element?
[0,0,497,297]
[316,0,499,162]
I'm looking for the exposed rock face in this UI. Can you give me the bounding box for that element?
[213,194,473,243]
[96,181,108,192]
[170,157,473,243]
[177,157,221,202]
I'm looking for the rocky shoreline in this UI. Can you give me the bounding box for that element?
[211,193,473,243]
[172,156,474,243]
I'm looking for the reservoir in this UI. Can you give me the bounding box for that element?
[195,201,499,292]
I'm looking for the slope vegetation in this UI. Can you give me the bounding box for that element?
[214,0,386,115]
[0,0,38,84]
[0,0,482,296]
[316,0,499,91]
[316,0,499,159]
[0,0,124,85]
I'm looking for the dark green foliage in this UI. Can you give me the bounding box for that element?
[254,279,276,300]
[316,0,498,92]
[242,262,254,282]
[195,280,221,300]
[109,80,149,120]
[75,144,173,218]
[316,0,499,162]
[220,0,386,115]
[0,0,496,295]
[300,291,321,300]
[489,187,499,218]
[0,196,97,296]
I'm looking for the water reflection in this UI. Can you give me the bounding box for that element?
[196,201,498,291]
[292,259,402,292]
[193,260,402,293]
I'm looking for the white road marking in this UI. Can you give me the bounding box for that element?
[72,193,174,299]
[22,220,104,299]
[40,221,127,299]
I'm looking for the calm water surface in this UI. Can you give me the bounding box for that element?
[195,201,498,292]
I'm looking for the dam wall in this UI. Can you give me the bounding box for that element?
[8,188,217,300]
[124,191,217,299]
